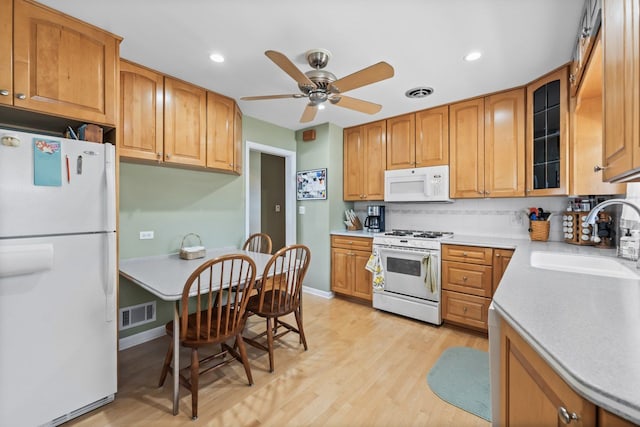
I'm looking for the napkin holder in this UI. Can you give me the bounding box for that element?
[179,233,206,260]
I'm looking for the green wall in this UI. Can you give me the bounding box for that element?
[118,115,297,338]
[295,122,350,293]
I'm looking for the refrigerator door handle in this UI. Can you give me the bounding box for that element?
[105,143,116,232]
[105,232,116,322]
[104,143,116,322]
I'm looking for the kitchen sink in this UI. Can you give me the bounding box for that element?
[530,251,640,279]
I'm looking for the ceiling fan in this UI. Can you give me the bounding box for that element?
[241,49,394,123]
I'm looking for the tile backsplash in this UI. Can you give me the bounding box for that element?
[355,197,570,241]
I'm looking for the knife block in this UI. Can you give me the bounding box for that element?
[347,216,363,231]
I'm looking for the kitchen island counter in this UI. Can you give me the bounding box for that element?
[486,239,640,425]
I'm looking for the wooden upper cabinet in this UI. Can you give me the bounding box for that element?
[0,0,12,106]
[164,77,206,167]
[118,60,163,162]
[485,88,525,197]
[602,0,640,181]
[572,38,626,195]
[234,103,243,175]
[206,92,235,172]
[12,0,120,126]
[526,67,569,196]
[386,113,415,170]
[362,120,387,200]
[343,126,364,200]
[415,105,449,167]
[449,98,485,198]
[343,120,386,201]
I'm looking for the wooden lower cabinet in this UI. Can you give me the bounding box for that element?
[442,244,513,332]
[330,235,372,301]
[499,319,638,426]
[493,248,514,294]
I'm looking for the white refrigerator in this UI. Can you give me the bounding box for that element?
[0,127,117,426]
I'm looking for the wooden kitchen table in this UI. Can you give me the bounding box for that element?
[119,247,274,416]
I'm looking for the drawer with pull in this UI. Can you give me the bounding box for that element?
[442,244,493,265]
[442,260,493,297]
[331,235,372,251]
[442,290,490,331]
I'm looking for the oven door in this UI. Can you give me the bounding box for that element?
[376,246,440,302]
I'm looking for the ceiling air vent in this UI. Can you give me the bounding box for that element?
[405,86,434,98]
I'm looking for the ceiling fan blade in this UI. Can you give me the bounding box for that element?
[329,62,394,94]
[331,95,382,114]
[300,104,318,123]
[240,94,304,101]
[265,50,315,88]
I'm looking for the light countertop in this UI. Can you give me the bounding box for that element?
[330,229,378,238]
[330,230,640,422]
[447,235,639,424]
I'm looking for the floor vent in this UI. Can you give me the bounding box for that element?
[119,301,156,330]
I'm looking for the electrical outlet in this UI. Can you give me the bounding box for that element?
[298,206,306,215]
[139,231,154,240]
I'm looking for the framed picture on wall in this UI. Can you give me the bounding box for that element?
[296,168,327,200]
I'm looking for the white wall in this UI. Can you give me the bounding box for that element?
[355,197,569,241]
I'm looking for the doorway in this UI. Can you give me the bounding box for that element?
[245,141,296,250]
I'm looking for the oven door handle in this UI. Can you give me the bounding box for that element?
[374,246,437,256]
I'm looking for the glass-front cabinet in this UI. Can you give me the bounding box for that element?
[526,67,569,196]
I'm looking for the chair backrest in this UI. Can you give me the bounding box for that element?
[255,244,311,314]
[180,254,257,345]
[243,233,273,254]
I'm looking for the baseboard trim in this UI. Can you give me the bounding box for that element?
[119,325,165,351]
[303,286,334,299]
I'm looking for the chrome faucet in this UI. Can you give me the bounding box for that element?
[586,198,640,266]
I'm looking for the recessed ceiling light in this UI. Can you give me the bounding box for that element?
[209,53,225,63]
[464,51,482,62]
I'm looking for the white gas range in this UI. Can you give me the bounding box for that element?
[371,229,454,325]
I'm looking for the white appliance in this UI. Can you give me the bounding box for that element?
[384,165,453,202]
[372,230,453,324]
[0,128,117,426]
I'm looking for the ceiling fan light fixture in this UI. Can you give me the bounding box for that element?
[317,104,326,110]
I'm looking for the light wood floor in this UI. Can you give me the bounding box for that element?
[69,294,490,426]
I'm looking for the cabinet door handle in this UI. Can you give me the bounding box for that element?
[165,154,171,159]
[463,306,468,313]
[496,253,501,258]
[558,406,579,424]
[593,165,607,173]
[16,93,26,100]
[462,252,468,257]
[484,190,490,196]
[462,276,468,281]
[0,89,9,96]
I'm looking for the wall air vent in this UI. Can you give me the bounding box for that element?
[119,301,156,330]
[405,86,434,98]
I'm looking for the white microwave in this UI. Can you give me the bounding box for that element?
[384,165,453,202]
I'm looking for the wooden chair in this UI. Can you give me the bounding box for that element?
[158,254,257,420]
[242,233,273,254]
[243,244,311,372]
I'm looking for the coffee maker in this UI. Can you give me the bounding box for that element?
[364,205,385,232]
